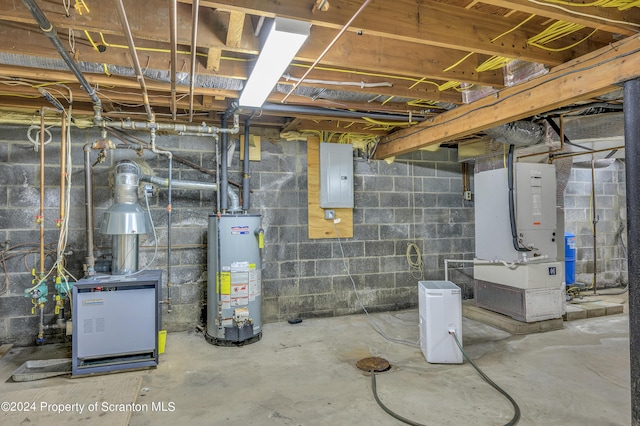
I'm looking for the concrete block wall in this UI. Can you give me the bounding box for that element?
[564,159,627,288]
[0,124,474,345]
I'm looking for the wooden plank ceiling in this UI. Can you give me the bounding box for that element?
[0,0,638,157]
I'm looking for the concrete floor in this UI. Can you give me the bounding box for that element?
[0,295,631,426]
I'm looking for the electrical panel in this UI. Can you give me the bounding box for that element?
[475,162,557,261]
[319,143,354,208]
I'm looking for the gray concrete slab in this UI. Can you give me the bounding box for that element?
[0,308,631,426]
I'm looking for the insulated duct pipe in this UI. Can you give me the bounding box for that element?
[243,117,251,211]
[114,0,154,123]
[21,0,102,122]
[484,121,545,147]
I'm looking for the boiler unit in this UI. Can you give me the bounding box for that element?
[206,214,263,345]
[474,161,564,322]
[72,269,161,376]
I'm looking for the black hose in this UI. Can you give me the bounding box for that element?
[508,144,531,252]
[370,372,426,426]
[451,331,521,426]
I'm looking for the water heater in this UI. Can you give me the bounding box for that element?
[206,214,263,345]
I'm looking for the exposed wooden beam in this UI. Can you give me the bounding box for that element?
[206,47,222,71]
[226,11,245,47]
[375,34,640,159]
[479,0,640,35]
[0,0,230,49]
[193,0,582,65]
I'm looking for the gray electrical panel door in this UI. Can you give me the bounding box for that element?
[319,143,354,208]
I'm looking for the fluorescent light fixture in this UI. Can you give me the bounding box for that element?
[239,17,311,108]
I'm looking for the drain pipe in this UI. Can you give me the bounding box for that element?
[149,128,174,312]
[242,117,251,211]
[115,0,154,123]
[21,0,102,122]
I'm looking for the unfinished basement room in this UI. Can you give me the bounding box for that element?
[0,0,639,425]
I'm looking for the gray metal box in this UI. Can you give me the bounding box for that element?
[72,270,161,376]
[319,143,354,208]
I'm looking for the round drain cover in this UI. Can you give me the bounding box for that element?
[356,357,391,373]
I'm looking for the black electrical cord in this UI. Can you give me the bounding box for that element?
[507,144,531,252]
[450,331,521,426]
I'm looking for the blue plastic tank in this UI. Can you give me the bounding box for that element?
[565,232,577,285]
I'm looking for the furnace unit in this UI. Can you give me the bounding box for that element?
[474,161,564,322]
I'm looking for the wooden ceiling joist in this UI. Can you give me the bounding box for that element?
[374,34,640,159]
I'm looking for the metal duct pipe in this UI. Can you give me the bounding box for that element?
[220,115,229,212]
[243,117,251,211]
[114,0,154,123]
[141,175,218,191]
[21,0,102,122]
[189,0,200,122]
[257,102,427,122]
[484,121,545,147]
[170,0,178,120]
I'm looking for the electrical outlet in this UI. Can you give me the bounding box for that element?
[463,191,472,201]
[324,209,335,220]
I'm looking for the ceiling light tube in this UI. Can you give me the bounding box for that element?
[239,17,311,108]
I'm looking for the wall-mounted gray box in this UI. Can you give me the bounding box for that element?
[320,143,354,208]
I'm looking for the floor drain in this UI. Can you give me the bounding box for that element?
[356,357,391,373]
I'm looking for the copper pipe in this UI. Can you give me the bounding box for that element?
[550,145,625,161]
[114,0,154,122]
[281,0,373,103]
[170,0,178,120]
[188,0,200,122]
[59,113,66,223]
[39,110,45,275]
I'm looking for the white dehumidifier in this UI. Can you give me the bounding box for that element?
[418,281,463,364]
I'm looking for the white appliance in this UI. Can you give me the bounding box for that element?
[418,281,463,364]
